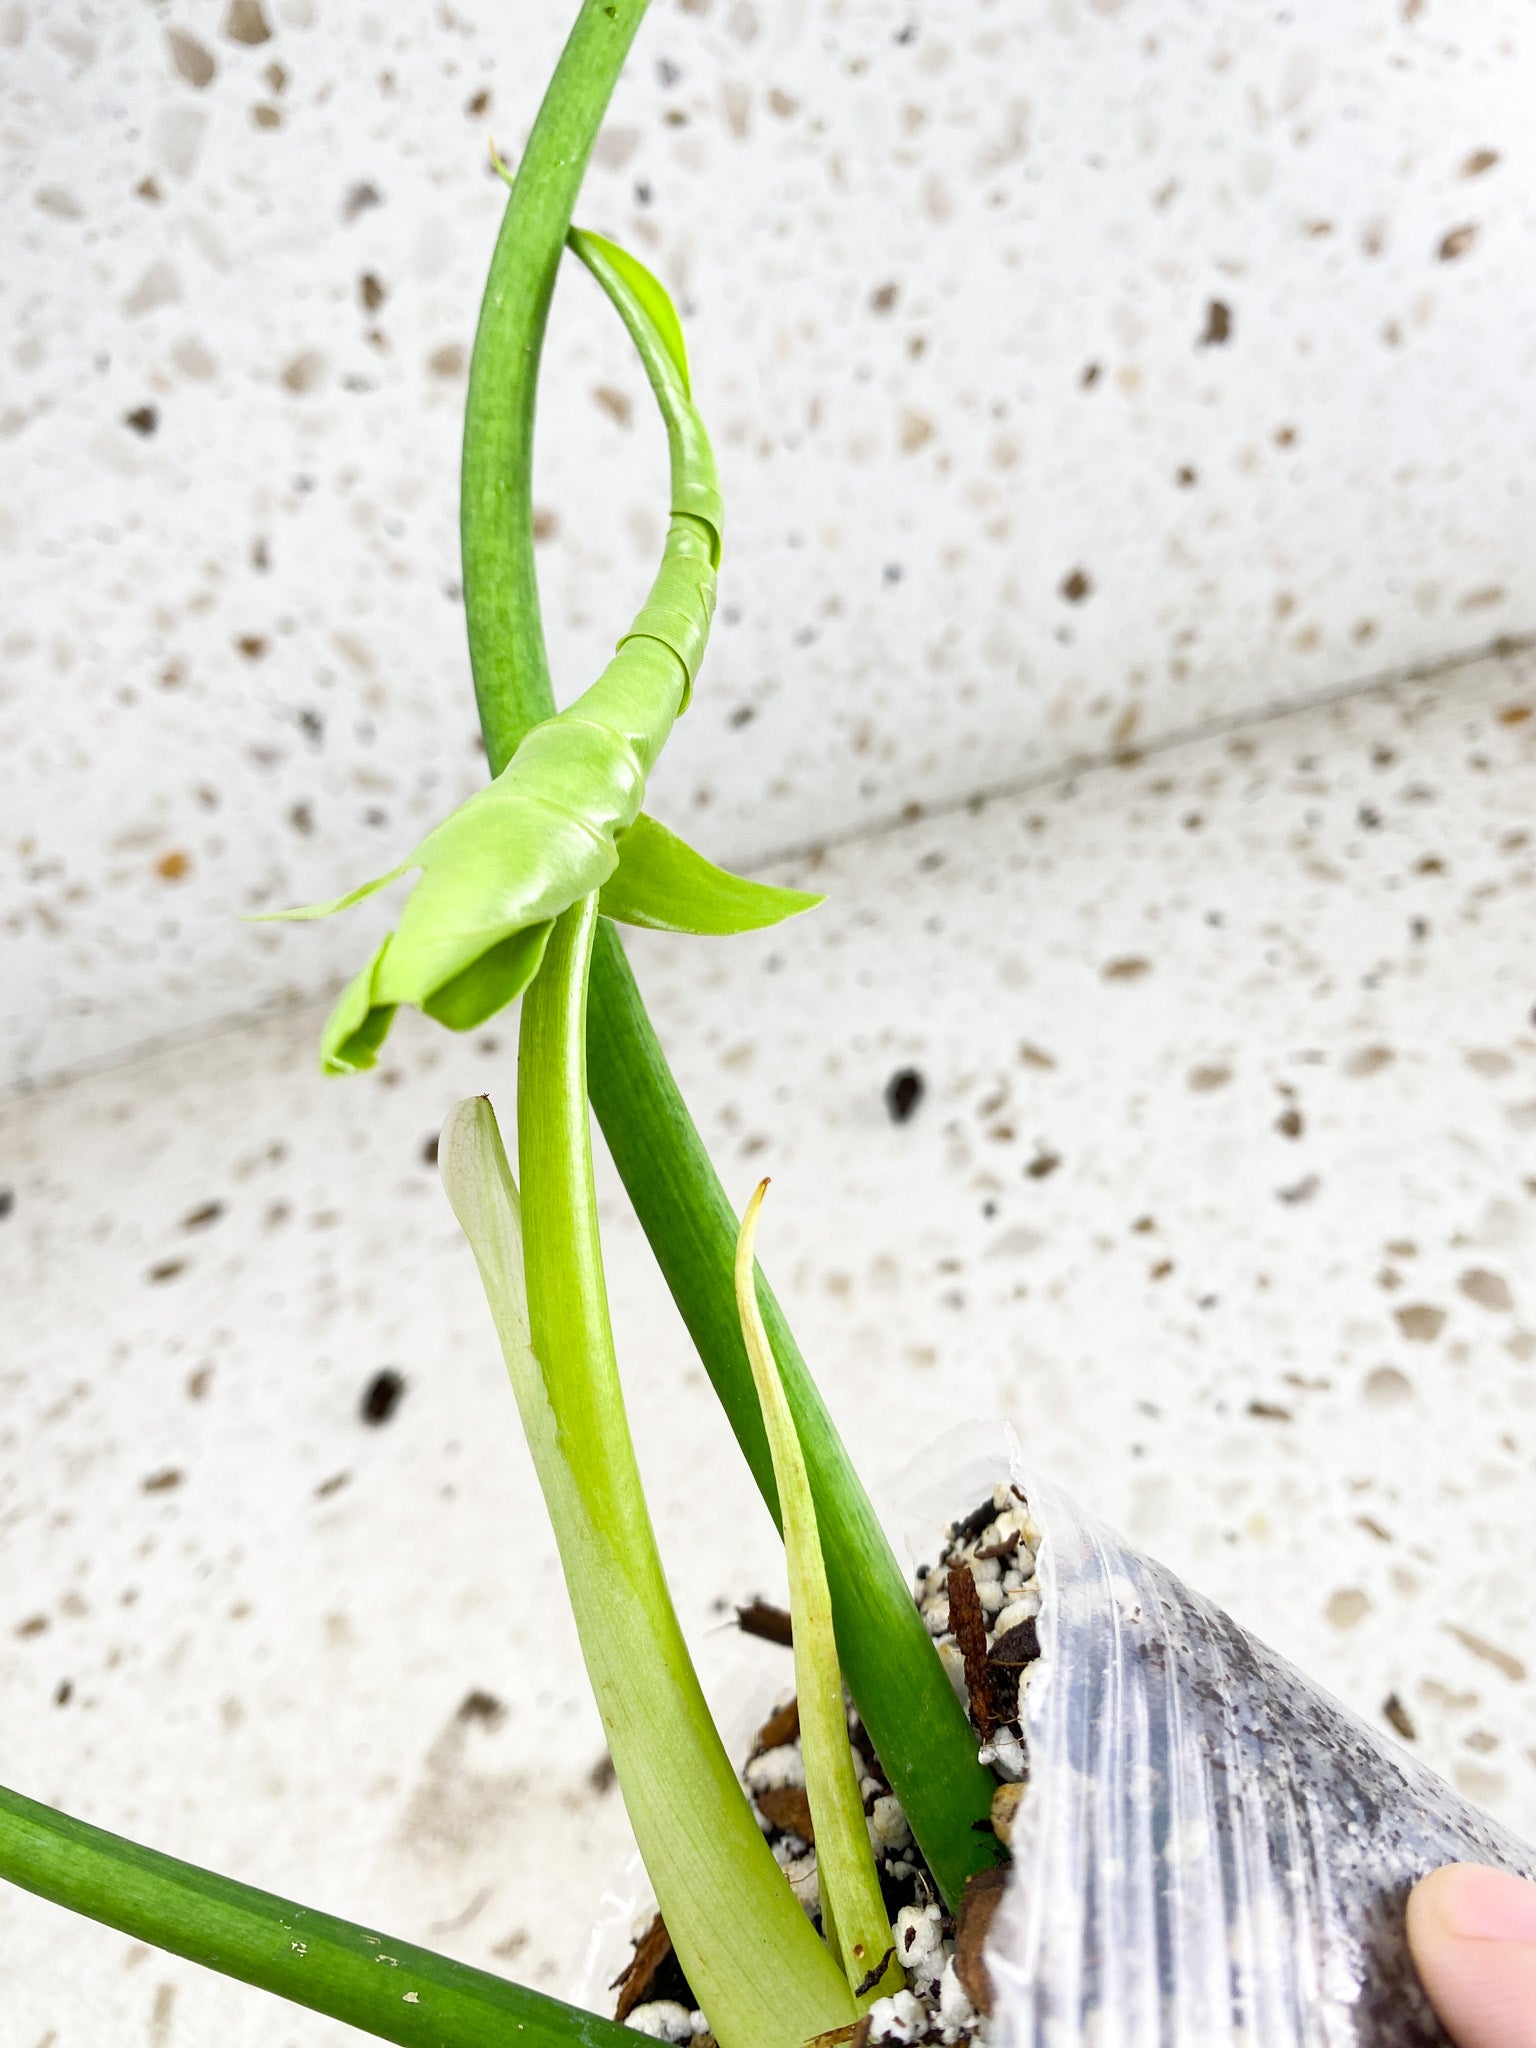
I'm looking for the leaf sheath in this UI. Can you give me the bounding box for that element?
[445,901,853,2048]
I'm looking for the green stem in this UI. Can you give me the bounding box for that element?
[514,896,853,2048]
[587,926,1001,1904]
[459,0,999,1907]
[0,1781,637,2048]
[463,0,650,771]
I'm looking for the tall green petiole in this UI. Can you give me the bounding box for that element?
[460,0,1002,1910]
[440,915,854,2048]
[735,1183,904,2010]
[0,1781,643,2048]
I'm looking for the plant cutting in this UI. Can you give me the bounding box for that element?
[0,5,1005,2043]
[5,4,1536,2045]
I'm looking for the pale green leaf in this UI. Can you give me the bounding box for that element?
[600,814,823,935]
[734,1183,903,2009]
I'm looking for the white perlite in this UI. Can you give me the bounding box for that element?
[623,2003,708,2042]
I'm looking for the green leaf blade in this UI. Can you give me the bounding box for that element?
[602,814,823,935]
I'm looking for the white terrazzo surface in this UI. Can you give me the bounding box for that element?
[6,0,1536,1083]
[4,647,1535,2046]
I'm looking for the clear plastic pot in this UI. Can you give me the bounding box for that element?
[581,1427,1536,2047]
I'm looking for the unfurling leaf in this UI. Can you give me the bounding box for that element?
[735,1182,903,2009]
[267,232,725,1076]
[600,814,823,936]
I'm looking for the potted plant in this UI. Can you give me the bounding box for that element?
[0,6,1014,2043]
[5,8,1534,2046]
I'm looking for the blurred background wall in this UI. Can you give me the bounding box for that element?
[4,0,1534,1087]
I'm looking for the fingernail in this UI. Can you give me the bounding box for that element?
[1439,1865,1536,1943]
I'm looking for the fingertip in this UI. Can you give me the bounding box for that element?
[1408,1865,1536,2048]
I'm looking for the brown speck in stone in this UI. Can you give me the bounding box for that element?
[288,800,313,835]
[55,1679,73,1705]
[166,27,216,87]
[757,1697,800,1749]
[1102,956,1150,982]
[428,342,467,379]
[869,281,899,314]
[156,850,190,881]
[1274,424,1298,447]
[147,1258,186,1283]
[1461,148,1500,178]
[757,1784,816,1841]
[954,1866,1009,2015]
[358,272,386,312]
[1059,567,1092,603]
[465,87,492,117]
[125,405,158,436]
[237,634,268,659]
[946,1561,996,1737]
[532,507,559,543]
[767,88,799,117]
[421,1133,440,1168]
[1025,1150,1060,1180]
[885,1067,924,1123]
[182,1201,223,1230]
[315,1472,348,1499]
[1198,299,1232,346]
[1080,361,1101,387]
[1278,1175,1319,1204]
[1438,223,1478,261]
[251,103,281,129]
[1189,1064,1231,1092]
[1018,1042,1056,1069]
[589,1751,617,1795]
[1131,1216,1155,1233]
[594,385,633,427]
[187,1366,213,1400]
[729,704,756,728]
[1247,1399,1292,1421]
[1382,1693,1417,1740]
[343,182,383,222]
[1344,1045,1394,1078]
[280,351,325,394]
[1356,1514,1394,1542]
[142,1468,183,1494]
[899,409,934,453]
[1149,1258,1175,1280]
[1446,1625,1526,1683]
[736,1598,793,1646]
[17,1615,49,1638]
[1498,704,1531,725]
[1326,1588,1371,1630]
[1395,1303,1446,1343]
[1275,1107,1303,1139]
[1364,1366,1412,1406]
[137,176,163,202]
[361,1369,406,1424]
[1176,464,1197,486]
[1459,1267,1513,1312]
[456,1689,506,1728]
[223,0,272,46]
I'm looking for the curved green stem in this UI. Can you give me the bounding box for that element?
[463,0,651,770]
[0,1781,637,2048]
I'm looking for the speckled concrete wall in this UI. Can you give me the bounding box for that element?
[4,649,1534,2044]
[3,0,1534,1086]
